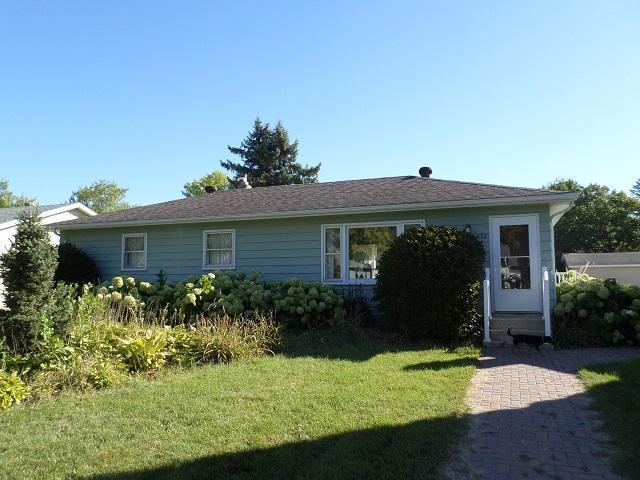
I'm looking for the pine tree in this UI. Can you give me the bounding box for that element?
[220,118,320,187]
[0,209,58,349]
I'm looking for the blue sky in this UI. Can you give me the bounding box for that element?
[1,1,638,206]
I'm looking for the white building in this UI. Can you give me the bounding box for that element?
[563,252,640,286]
[0,203,96,306]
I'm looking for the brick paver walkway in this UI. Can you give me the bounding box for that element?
[443,348,640,480]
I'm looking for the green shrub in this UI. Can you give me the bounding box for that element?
[0,313,41,352]
[31,353,127,396]
[43,283,77,338]
[375,226,485,340]
[0,210,58,350]
[553,277,640,347]
[0,371,30,410]
[93,272,347,328]
[54,242,100,287]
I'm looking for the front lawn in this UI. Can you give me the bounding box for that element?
[0,331,478,480]
[580,358,640,480]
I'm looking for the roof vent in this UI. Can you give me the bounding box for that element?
[238,174,252,189]
[204,185,217,193]
[418,166,432,178]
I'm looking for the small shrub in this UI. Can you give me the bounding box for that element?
[553,277,640,347]
[32,353,127,396]
[43,283,77,338]
[54,242,100,286]
[0,371,30,410]
[375,226,485,340]
[0,210,58,350]
[0,313,41,352]
[343,286,374,327]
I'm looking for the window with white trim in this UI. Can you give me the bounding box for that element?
[323,226,342,282]
[203,230,235,269]
[122,234,147,271]
[321,220,425,284]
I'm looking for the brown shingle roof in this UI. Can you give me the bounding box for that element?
[53,176,573,228]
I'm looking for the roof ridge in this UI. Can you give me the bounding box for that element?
[421,177,557,193]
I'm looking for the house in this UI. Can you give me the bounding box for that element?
[0,202,97,305]
[563,252,640,286]
[51,170,577,343]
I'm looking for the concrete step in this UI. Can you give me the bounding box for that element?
[484,338,553,350]
[490,314,544,332]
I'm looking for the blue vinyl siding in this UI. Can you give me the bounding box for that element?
[61,203,557,304]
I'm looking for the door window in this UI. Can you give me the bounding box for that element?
[499,224,531,289]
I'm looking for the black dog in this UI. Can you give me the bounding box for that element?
[507,328,553,352]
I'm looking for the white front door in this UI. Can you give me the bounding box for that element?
[490,215,542,312]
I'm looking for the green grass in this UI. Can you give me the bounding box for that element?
[0,331,479,480]
[580,358,640,480]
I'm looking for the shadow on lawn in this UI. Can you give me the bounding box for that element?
[280,328,471,362]
[78,416,466,480]
[403,357,476,371]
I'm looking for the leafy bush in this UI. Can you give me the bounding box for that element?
[0,210,57,350]
[54,242,100,286]
[375,226,485,340]
[553,277,640,347]
[92,272,347,328]
[43,283,78,338]
[0,371,30,410]
[0,313,41,352]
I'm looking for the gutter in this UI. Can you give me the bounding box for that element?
[1,202,97,231]
[52,193,578,230]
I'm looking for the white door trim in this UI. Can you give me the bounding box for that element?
[489,213,542,313]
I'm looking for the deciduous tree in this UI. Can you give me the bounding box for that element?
[70,179,131,214]
[547,178,640,253]
[0,179,34,208]
[182,170,231,197]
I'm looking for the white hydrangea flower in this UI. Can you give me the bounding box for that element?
[112,277,124,289]
[125,277,136,287]
[123,295,137,307]
[111,291,122,301]
[185,293,197,305]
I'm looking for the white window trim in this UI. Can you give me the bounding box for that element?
[121,233,147,271]
[321,225,345,284]
[202,229,236,270]
[320,219,425,285]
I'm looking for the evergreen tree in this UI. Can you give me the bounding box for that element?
[631,178,640,200]
[220,118,320,187]
[0,210,58,349]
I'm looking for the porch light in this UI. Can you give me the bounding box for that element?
[463,224,472,234]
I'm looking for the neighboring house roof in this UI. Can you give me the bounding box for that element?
[563,252,640,268]
[0,202,97,230]
[53,176,577,229]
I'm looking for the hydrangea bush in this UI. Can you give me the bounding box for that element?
[553,276,640,347]
[94,272,346,328]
